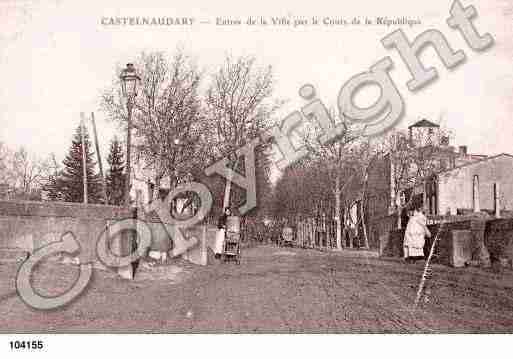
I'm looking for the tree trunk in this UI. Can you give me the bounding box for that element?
[360,199,369,249]
[222,158,238,210]
[146,180,153,204]
[223,171,232,211]
[360,170,370,249]
[335,175,342,251]
[393,193,402,229]
[153,175,161,202]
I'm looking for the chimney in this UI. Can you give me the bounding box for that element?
[459,145,468,156]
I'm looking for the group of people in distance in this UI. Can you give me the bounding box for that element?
[214,201,432,264]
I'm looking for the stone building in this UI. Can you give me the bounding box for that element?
[363,120,513,248]
[436,153,513,215]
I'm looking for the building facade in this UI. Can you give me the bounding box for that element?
[437,154,513,215]
[363,119,513,248]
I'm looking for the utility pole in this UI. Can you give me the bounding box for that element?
[90,112,108,204]
[80,113,88,204]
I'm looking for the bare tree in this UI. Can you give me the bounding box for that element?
[299,110,368,250]
[205,55,280,210]
[377,124,453,228]
[102,50,207,203]
[0,142,10,185]
[0,144,51,200]
[12,147,50,196]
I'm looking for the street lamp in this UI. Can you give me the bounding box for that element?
[120,63,140,206]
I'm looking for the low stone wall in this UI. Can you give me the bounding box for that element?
[380,219,474,266]
[379,216,512,268]
[141,213,214,266]
[0,200,131,219]
[485,219,513,266]
[0,200,213,271]
[0,200,133,264]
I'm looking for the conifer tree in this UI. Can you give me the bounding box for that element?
[53,125,103,203]
[105,136,126,205]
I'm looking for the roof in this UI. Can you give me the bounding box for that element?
[408,119,440,129]
[437,153,513,175]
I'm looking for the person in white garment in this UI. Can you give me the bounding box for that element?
[214,208,231,258]
[403,204,431,263]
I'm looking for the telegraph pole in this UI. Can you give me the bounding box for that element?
[80,113,88,204]
[90,112,108,204]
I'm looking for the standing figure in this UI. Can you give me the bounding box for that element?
[403,204,431,263]
[214,208,231,258]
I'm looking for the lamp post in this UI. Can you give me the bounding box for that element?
[120,63,140,206]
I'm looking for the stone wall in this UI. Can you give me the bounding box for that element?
[380,219,474,266]
[0,200,133,264]
[485,219,513,266]
[0,200,213,268]
[136,208,212,265]
[378,216,513,268]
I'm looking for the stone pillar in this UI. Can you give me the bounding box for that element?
[379,233,390,257]
[470,217,491,268]
[450,230,472,267]
[494,182,501,218]
[473,175,480,213]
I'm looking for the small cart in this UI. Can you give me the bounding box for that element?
[222,216,241,264]
[222,230,241,264]
[280,226,294,247]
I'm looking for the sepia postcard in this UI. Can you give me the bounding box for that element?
[0,0,512,356]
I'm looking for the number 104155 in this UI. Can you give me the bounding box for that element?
[9,340,44,350]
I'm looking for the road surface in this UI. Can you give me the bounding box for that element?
[1,245,513,333]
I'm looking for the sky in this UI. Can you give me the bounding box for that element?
[0,0,512,170]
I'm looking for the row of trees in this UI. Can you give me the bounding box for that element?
[271,126,376,250]
[2,51,277,218]
[2,46,452,242]
[43,126,127,205]
[100,51,278,217]
[0,127,126,205]
[271,117,452,249]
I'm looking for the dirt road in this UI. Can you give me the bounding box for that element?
[1,245,513,333]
